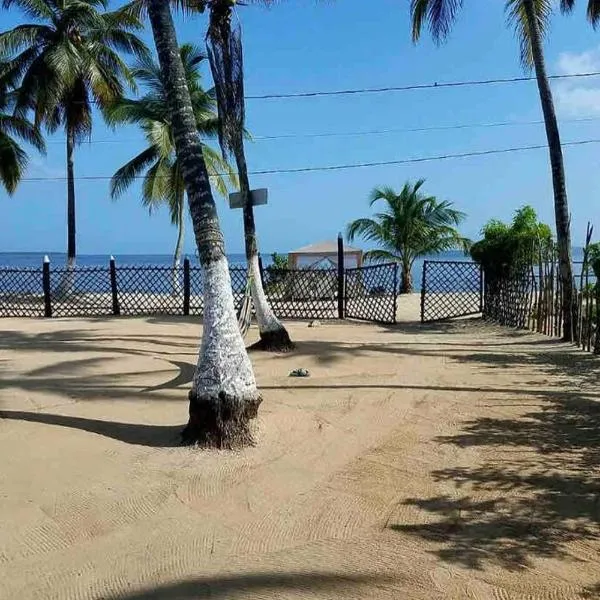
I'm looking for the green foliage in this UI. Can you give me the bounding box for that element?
[588,242,600,279]
[470,205,553,278]
[108,44,237,234]
[265,252,288,293]
[346,179,470,292]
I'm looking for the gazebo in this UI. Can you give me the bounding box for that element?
[287,239,363,269]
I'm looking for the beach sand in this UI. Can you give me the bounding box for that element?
[1,295,599,599]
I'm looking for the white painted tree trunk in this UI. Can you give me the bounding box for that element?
[248,254,283,334]
[192,255,257,402]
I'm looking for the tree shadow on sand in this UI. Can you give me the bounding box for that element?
[104,571,394,600]
[0,410,183,447]
[392,390,600,575]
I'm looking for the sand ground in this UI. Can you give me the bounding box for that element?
[1,295,599,599]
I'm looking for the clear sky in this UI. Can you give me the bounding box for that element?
[3,0,600,256]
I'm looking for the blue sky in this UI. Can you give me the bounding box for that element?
[3,0,600,256]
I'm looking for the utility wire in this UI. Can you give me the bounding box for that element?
[20,137,600,182]
[42,115,600,145]
[245,71,600,100]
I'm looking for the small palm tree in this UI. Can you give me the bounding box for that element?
[0,80,45,194]
[409,0,600,338]
[107,44,237,285]
[0,0,148,268]
[347,180,469,294]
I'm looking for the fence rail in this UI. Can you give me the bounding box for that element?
[0,258,398,324]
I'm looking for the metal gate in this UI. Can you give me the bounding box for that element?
[420,260,483,323]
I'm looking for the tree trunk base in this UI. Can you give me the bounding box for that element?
[248,327,295,353]
[181,389,262,449]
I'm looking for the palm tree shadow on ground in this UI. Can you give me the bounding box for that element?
[104,571,394,600]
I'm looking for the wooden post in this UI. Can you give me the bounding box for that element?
[420,261,428,323]
[183,257,190,316]
[109,255,120,316]
[42,255,52,318]
[478,265,484,314]
[337,233,345,319]
[393,262,399,324]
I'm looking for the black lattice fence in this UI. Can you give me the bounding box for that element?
[0,267,44,317]
[264,268,339,320]
[421,261,484,323]
[50,266,113,317]
[117,264,183,316]
[345,262,398,323]
[1,258,400,324]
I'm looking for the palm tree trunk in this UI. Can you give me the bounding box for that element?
[58,124,76,297]
[147,0,261,447]
[171,186,185,296]
[400,260,412,294]
[523,0,575,342]
[235,149,294,351]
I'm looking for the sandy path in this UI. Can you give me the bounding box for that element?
[0,297,599,599]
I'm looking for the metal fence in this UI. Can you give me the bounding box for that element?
[420,260,484,323]
[0,258,398,324]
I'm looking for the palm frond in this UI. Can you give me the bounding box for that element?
[0,132,28,194]
[110,145,158,198]
[410,0,464,42]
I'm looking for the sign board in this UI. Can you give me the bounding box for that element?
[229,188,268,209]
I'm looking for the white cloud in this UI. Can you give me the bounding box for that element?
[554,46,600,116]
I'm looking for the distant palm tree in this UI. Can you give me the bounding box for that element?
[0,82,45,194]
[107,44,237,284]
[0,0,148,268]
[410,0,600,339]
[347,180,469,294]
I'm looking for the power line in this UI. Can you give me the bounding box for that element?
[20,137,600,182]
[41,115,600,145]
[245,71,600,100]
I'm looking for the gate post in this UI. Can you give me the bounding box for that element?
[393,262,399,323]
[109,255,120,316]
[420,261,428,323]
[479,265,484,315]
[42,255,52,318]
[337,233,345,319]
[183,257,190,316]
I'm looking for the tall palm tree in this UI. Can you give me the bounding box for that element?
[410,0,600,340]
[203,0,294,352]
[146,0,261,447]
[0,0,148,270]
[347,180,469,294]
[107,44,238,286]
[0,79,45,194]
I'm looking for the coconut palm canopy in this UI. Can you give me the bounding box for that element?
[0,0,148,264]
[347,180,470,293]
[107,44,237,267]
[0,78,45,194]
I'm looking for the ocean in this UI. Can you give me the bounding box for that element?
[0,249,588,293]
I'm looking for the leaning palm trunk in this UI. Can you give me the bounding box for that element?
[400,260,413,294]
[171,188,185,296]
[523,0,575,341]
[147,0,261,447]
[206,4,294,351]
[57,124,77,298]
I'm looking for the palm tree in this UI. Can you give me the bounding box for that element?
[347,180,469,294]
[204,0,294,352]
[410,0,600,340]
[146,0,261,446]
[0,79,45,194]
[0,0,148,270]
[107,44,238,289]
